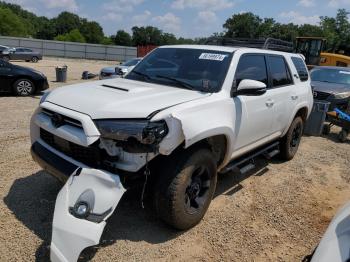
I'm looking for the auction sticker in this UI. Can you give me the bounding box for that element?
[199,53,227,61]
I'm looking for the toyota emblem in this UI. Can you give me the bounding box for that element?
[51,113,64,128]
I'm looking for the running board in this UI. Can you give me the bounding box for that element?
[221,141,280,174]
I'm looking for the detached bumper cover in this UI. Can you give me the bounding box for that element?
[31,142,126,262]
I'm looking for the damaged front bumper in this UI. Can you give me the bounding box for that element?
[31,142,126,262]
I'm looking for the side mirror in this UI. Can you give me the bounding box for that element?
[234,79,267,96]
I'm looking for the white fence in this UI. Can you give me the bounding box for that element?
[0,36,137,61]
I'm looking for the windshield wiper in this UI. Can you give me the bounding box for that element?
[131,70,152,81]
[155,75,195,91]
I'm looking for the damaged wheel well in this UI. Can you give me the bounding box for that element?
[187,135,228,167]
[295,107,308,123]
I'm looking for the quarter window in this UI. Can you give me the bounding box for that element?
[267,56,293,87]
[235,55,268,86]
[291,57,309,81]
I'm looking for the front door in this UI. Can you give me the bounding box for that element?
[232,54,274,151]
[0,60,12,92]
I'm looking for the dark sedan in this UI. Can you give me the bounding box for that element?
[311,66,350,110]
[0,47,42,62]
[0,59,48,96]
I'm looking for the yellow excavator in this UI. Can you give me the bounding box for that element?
[295,37,350,68]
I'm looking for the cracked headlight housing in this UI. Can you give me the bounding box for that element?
[94,120,168,145]
[332,92,350,99]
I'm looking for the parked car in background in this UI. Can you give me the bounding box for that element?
[0,47,42,62]
[0,45,9,54]
[311,66,350,110]
[99,57,142,80]
[0,59,48,96]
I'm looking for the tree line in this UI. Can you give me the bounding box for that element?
[0,0,349,53]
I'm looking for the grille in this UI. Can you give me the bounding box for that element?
[42,109,82,128]
[40,128,100,167]
[313,91,330,100]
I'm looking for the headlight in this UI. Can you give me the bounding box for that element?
[333,92,350,99]
[39,91,50,104]
[94,120,168,145]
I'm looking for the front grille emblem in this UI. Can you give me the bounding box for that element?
[313,91,318,98]
[51,113,64,128]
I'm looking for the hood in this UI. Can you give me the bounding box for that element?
[311,80,350,95]
[12,63,40,74]
[46,78,210,119]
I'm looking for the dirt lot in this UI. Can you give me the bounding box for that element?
[0,58,350,262]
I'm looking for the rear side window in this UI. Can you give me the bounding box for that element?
[267,56,293,87]
[235,55,268,86]
[291,57,309,81]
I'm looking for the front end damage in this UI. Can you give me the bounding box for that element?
[51,168,126,262]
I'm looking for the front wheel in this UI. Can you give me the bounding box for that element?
[154,148,217,230]
[280,117,304,160]
[13,79,35,96]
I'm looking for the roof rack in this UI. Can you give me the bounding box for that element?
[203,37,294,53]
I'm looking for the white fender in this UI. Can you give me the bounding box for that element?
[50,168,126,262]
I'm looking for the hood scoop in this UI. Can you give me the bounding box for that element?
[101,84,129,92]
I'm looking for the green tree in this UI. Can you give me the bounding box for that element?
[53,12,81,35]
[80,20,104,44]
[223,12,262,38]
[114,30,132,46]
[132,26,163,45]
[0,7,27,36]
[54,29,86,43]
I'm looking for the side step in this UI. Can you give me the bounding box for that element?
[221,141,280,174]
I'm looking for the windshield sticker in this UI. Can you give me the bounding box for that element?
[199,53,227,61]
[339,71,350,75]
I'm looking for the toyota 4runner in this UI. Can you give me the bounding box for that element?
[30,45,313,262]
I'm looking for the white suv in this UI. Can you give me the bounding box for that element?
[30,45,313,262]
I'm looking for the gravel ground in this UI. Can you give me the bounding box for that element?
[0,58,350,261]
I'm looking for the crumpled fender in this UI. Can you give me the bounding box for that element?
[50,168,126,262]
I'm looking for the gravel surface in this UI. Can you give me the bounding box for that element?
[0,59,350,262]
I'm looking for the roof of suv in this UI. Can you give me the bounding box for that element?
[159,44,301,57]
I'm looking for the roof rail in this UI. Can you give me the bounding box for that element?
[203,37,294,53]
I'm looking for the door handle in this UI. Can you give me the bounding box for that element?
[291,95,298,100]
[266,99,274,108]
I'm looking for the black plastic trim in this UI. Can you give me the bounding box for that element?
[31,141,79,182]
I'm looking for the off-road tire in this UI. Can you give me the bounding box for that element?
[13,79,35,96]
[154,147,217,230]
[280,117,304,160]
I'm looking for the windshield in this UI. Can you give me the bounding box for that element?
[311,68,350,85]
[125,48,233,93]
[122,58,141,66]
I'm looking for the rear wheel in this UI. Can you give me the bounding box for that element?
[31,56,39,63]
[280,117,304,160]
[13,79,35,96]
[154,148,217,230]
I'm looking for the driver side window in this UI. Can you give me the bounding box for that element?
[235,54,268,87]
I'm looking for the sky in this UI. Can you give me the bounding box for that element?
[4,0,350,38]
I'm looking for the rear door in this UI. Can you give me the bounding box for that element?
[232,54,274,150]
[265,55,295,135]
